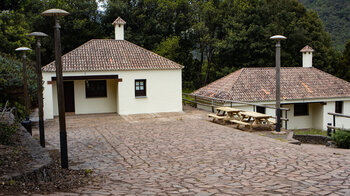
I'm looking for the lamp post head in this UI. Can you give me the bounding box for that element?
[28,32,48,38]
[15,47,31,52]
[270,35,287,41]
[41,9,69,17]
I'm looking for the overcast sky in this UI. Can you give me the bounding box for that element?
[97,0,106,12]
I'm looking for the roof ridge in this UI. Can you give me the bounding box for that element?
[42,39,184,72]
[311,67,350,84]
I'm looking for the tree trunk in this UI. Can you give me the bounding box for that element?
[204,47,213,85]
[199,46,204,86]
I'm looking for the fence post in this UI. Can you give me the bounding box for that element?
[194,95,197,108]
[230,102,232,107]
[211,99,214,113]
[285,110,288,130]
[327,123,332,136]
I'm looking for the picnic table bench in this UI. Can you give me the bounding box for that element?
[208,107,242,122]
[231,111,274,131]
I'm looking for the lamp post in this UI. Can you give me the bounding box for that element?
[15,47,32,134]
[28,32,48,148]
[270,35,287,133]
[41,8,69,168]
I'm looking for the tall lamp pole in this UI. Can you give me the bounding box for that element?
[15,47,32,134]
[41,9,69,168]
[270,35,287,133]
[28,32,48,147]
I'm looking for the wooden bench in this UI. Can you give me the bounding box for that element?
[230,119,253,131]
[208,114,225,122]
[267,120,276,125]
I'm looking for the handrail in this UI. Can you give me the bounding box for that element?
[328,112,350,118]
[327,112,350,135]
[183,93,290,111]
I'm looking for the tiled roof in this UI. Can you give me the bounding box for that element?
[42,39,184,72]
[192,67,350,102]
[112,17,126,25]
[300,45,314,52]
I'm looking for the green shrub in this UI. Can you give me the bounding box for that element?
[0,122,18,145]
[332,130,350,149]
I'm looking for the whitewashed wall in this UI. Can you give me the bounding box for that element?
[117,69,182,115]
[74,79,117,115]
[43,72,54,119]
[323,101,350,130]
[42,69,182,119]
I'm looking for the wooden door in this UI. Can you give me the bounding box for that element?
[64,81,75,112]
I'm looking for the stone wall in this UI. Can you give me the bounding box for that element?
[293,134,332,145]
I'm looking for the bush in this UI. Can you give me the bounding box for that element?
[332,130,350,149]
[0,122,18,145]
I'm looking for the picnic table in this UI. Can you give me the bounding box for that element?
[208,107,242,122]
[230,111,274,131]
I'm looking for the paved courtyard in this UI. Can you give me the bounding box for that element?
[39,107,350,195]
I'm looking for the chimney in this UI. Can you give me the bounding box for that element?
[300,45,314,68]
[112,17,126,40]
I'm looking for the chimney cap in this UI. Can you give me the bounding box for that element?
[300,45,314,53]
[112,17,126,25]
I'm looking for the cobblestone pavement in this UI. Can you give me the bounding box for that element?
[37,107,350,195]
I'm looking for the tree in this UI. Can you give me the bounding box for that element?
[337,40,350,81]
[0,53,37,118]
[214,0,340,81]
[300,0,350,51]
[0,10,33,56]
[30,0,105,65]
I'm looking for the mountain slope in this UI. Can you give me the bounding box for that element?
[299,0,350,50]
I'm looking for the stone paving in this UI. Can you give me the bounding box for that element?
[35,107,350,195]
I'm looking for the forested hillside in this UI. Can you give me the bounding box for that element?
[299,0,350,51]
[0,0,347,94]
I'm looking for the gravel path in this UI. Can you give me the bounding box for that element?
[35,107,350,195]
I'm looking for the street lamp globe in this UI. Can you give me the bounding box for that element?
[41,9,69,17]
[15,47,31,52]
[270,35,287,41]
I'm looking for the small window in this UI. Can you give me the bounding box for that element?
[135,79,146,97]
[85,80,107,98]
[335,101,343,114]
[294,103,308,116]
[256,106,266,114]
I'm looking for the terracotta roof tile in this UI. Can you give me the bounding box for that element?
[192,67,350,102]
[300,45,314,52]
[112,17,126,25]
[42,39,184,72]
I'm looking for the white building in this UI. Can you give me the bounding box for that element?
[42,17,183,120]
[192,46,350,130]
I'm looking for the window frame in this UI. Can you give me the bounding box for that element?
[335,101,343,114]
[256,106,266,114]
[135,79,146,97]
[294,103,309,116]
[85,80,107,98]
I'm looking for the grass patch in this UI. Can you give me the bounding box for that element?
[293,129,328,136]
[274,138,288,142]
